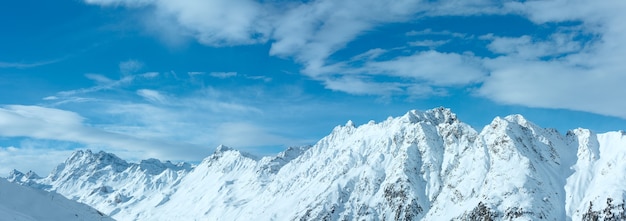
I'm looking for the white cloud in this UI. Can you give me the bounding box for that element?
[82,0,626,119]
[314,50,486,96]
[408,40,449,48]
[57,76,133,97]
[473,0,626,119]
[322,76,403,96]
[76,85,266,150]
[361,51,486,86]
[209,72,237,79]
[0,58,66,69]
[479,55,626,119]
[137,89,167,103]
[215,122,306,150]
[245,75,272,82]
[269,0,428,76]
[119,59,143,75]
[85,73,114,84]
[406,29,467,38]
[84,0,154,7]
[82,0,499,97]
[0,146,74,177]
[141,72,159,78]
[105,0,270,46]
[485,34,583,59]
[0,105,206,161]
[187,71,205,76]
[55,71,158,98]
[350,48,388,62]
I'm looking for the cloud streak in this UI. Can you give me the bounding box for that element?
[209,72,238,79]
[0,58,64,69]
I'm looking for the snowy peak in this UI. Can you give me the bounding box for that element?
[258,145,311,175]
[483,114,565,163]
[10,149,195,220]
[208,144,259,162]
[6,107,626,221]
[64,149,129,172]
[565,129,626,220]
[215,144,233,152]
[8,169,44,188]
[401,106,458,125]
[137,158,191,175]
[7,169,25,182]
[330,107,460,140]
[8,169,39,180]
[567,128,600,163]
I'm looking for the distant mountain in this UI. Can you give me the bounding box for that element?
[8,107,626,220]
[0,178,113,221]
[9,149,192,220]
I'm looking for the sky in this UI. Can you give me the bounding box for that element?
[1,0,626,176]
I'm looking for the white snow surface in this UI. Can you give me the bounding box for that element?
[0,178,113,221]
[7,107,626,220]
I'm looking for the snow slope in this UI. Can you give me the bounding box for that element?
[8,107,626,220]
[565,129,626,220]
[0,178,113,221]
[10,150,192,220]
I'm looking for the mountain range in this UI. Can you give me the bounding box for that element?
[5,107,626,220]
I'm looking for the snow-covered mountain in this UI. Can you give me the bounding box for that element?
[0,178,113,221]
[8,107,626,220]
[9,149,192,220]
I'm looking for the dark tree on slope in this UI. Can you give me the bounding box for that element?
[583,201,600,221]
[459,201,497,221]
[582,198,626,221]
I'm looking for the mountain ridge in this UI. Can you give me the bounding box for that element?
[7,107,626,220]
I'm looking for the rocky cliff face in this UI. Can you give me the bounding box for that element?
[9,107,626,220]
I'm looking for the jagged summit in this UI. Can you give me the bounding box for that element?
[138,158,191,175]
[215,144,233,152]
[7,107,626,221]
[401,106,458,125]
[210,144,259,161]
[334,107,459,131]
[63,149,129,171]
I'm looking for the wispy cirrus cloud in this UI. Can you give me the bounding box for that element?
[0,58,65,69]
[22,71,318,167]
[80,0,501,100]
[119,59,144,75]
[209,72,237,79]
[53,71,159,99]
[81,0,626,121]
[136,89,167,103]
[56,74,134,97]
[0,145,75,176]
[408,40,449,48]
[85,73,115,84]
[405,29,468,38]
[0,105,206,161]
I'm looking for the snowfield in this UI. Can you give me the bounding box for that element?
[6,107,626,220]
[0,178,113,221]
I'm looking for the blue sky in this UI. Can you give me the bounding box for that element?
[2,0,626,175]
